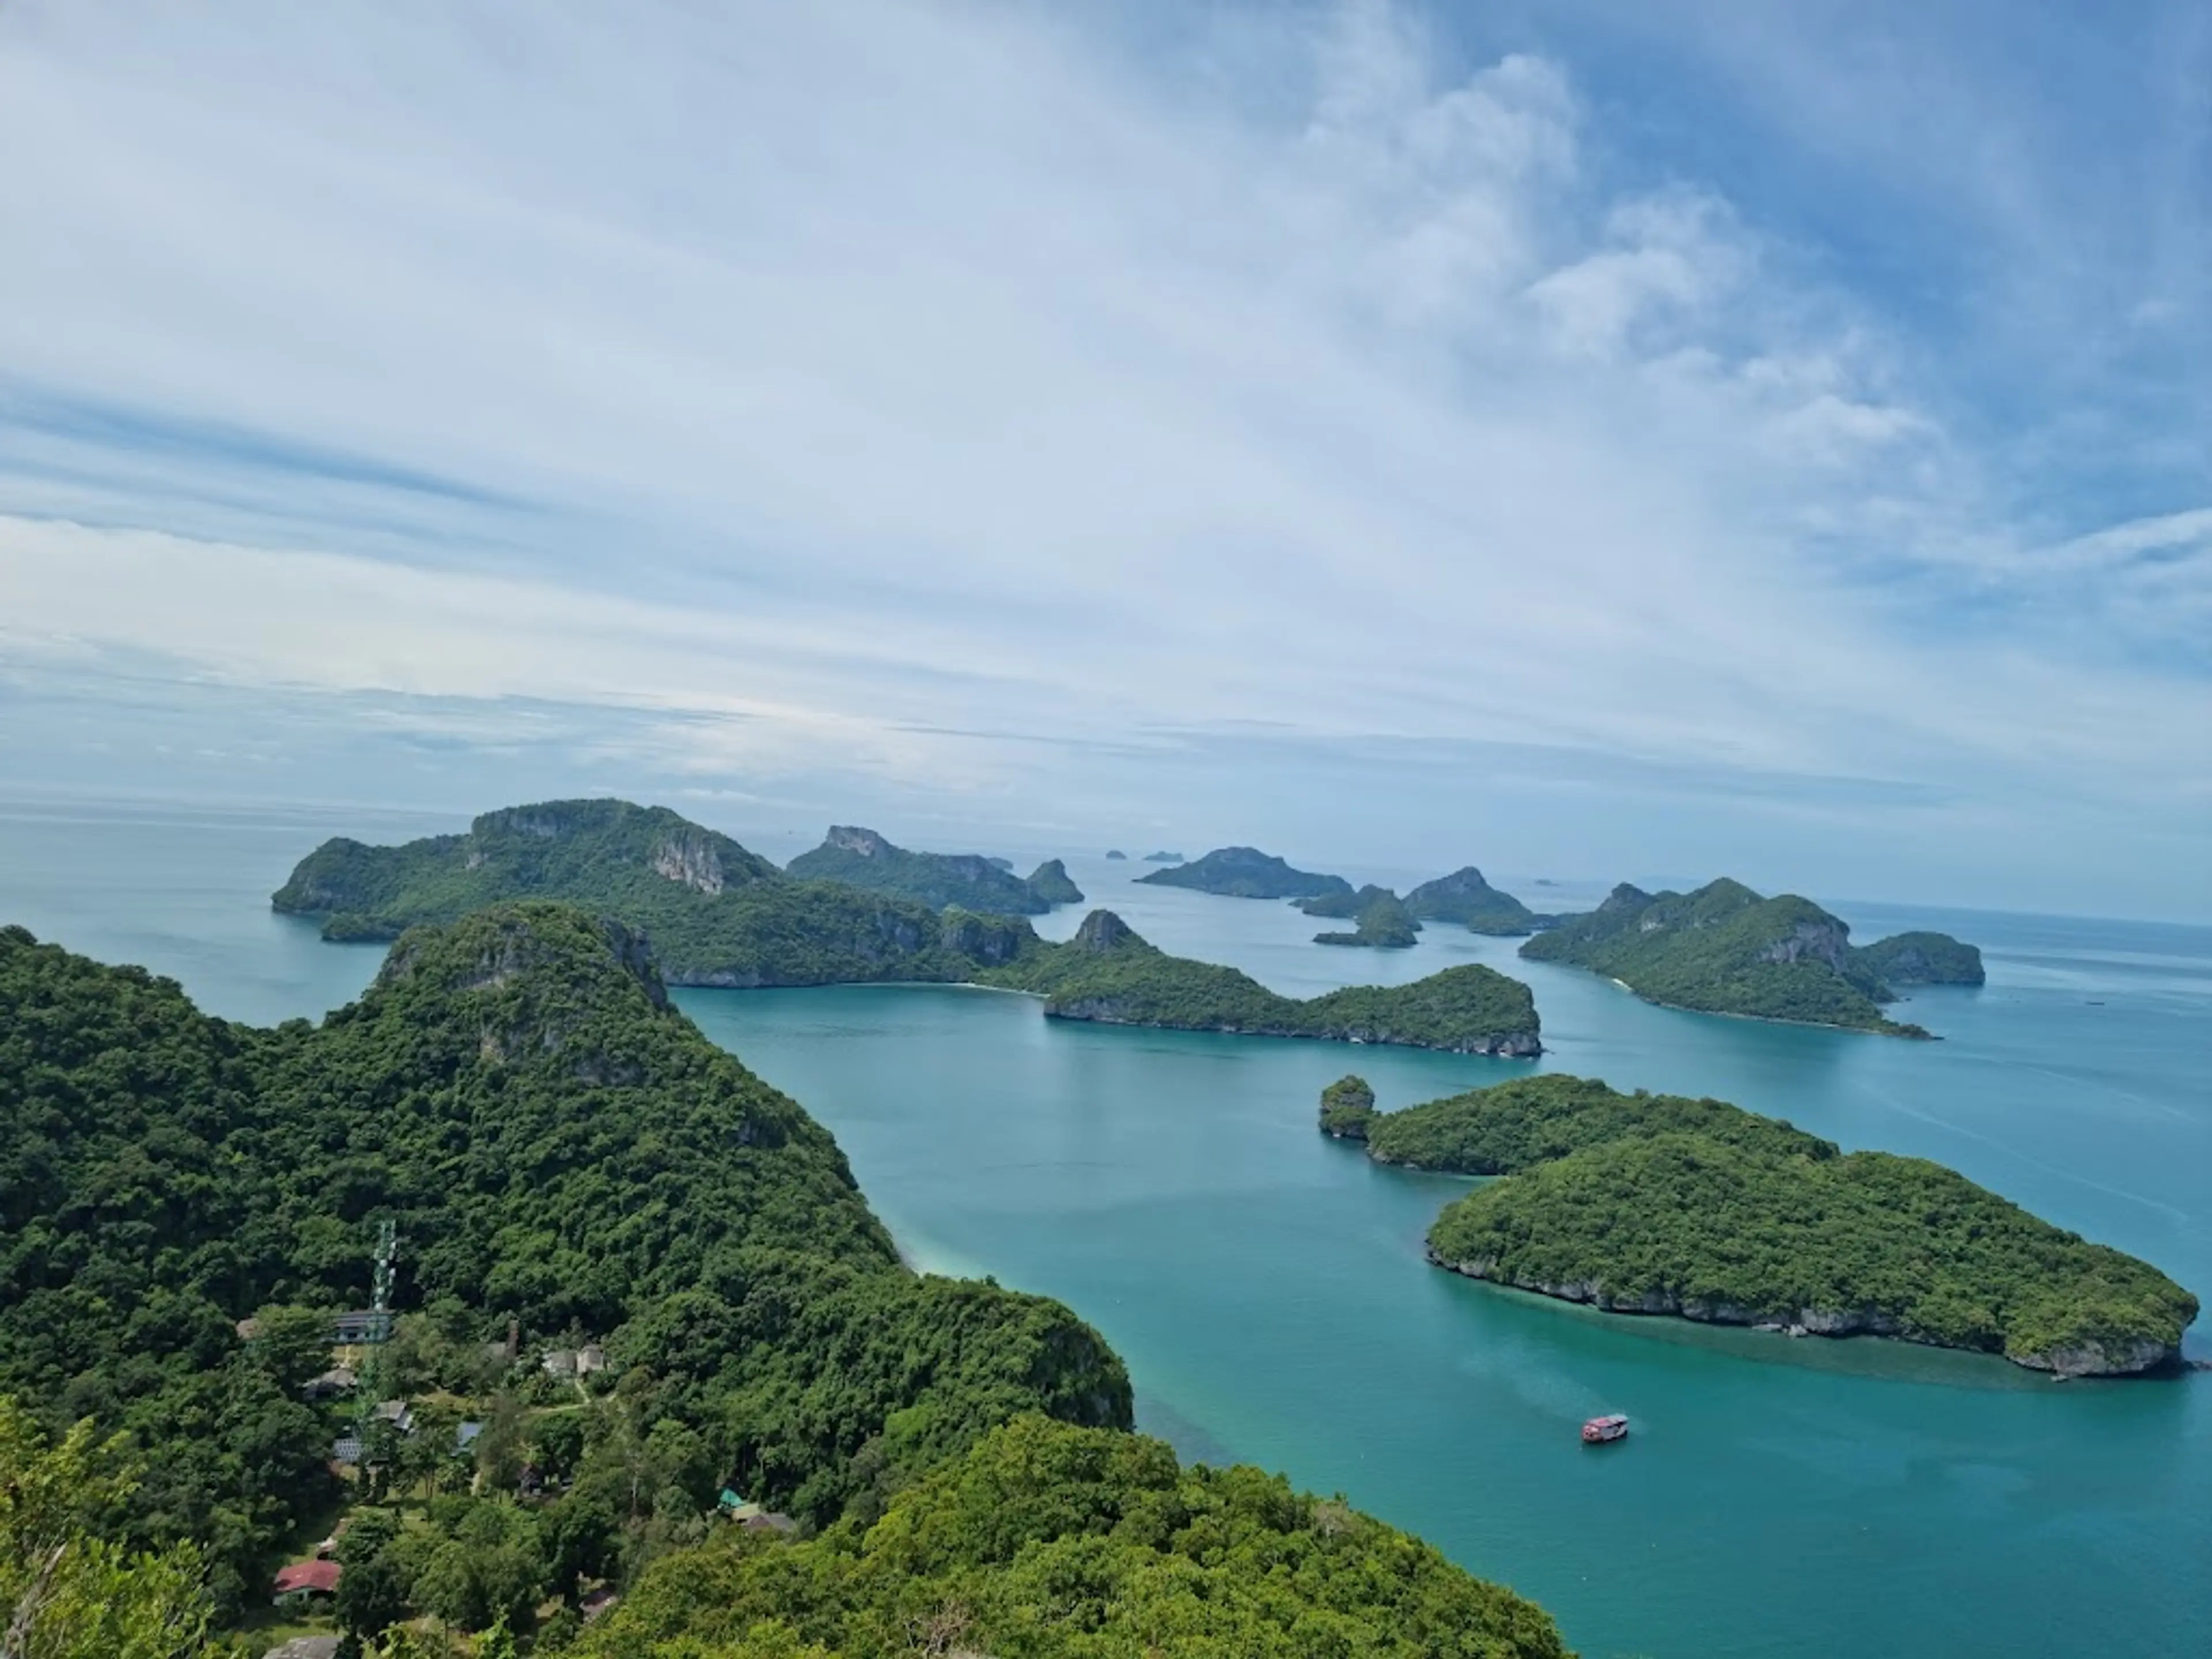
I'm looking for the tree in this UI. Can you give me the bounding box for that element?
[334,1509,400,1569]
[472,1546,544,1639]
[393,1422,444,1504]
[410,1402,463,1500]
[542,1496,616,1603]
[360,1415,406,1504]
[532,1413,586,1485]
[0,1397,213,1659]
[410,1539,479,1632]
[248,1304,336,1397]
[333,1552,408,1649]
[642,1419,715,1514]
[474,1394,528,1495]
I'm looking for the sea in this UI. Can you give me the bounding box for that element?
[2,796,2206,1659]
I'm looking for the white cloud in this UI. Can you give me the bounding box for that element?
[0,0,2205,905]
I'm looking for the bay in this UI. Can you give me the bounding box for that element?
[1,801,2205,1658]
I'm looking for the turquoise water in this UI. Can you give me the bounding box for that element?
[2,803,2206,1657]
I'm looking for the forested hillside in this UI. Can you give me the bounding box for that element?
[0,908,1128,1620]
[579,1415,1571,1659]
[0,911,1575,1655]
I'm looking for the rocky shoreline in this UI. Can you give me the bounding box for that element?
[1426,1251,2181,1377]
[1047,998,1542,1056]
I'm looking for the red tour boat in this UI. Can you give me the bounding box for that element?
[1581,1413,1629,1444]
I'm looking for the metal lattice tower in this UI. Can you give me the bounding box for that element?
[370,1218,399,1342]
[354,1219,402,1448]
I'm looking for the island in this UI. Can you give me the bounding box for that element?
[1026,857,1085,906]
[1318,1073,2195,1376]
[0,913,1570,1659]
[978,909,1540,1054]
[1854,929,1988,986]
[1137,844,1353,900]
[1518,878,1983,1035]
[1142,850,1185,863]
[1403,866,1552,935]
[275,799,1087,984]
[273,802,1545,1054]
[787,823,1070,913]
[1304,886,1421,948]
[1105,849,1128,860]
[1319,1074,1378,1137]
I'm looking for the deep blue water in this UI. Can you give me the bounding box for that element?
[2,802,2205,1658]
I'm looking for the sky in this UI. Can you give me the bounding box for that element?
[1,0,2206,918]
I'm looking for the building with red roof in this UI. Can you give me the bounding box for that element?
[271,1559,342,1604]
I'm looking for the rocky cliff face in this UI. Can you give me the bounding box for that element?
[824,825,892,857]
[1758,918,1853,973]
[476,805,577,839]
[940,911,1035,967]
[1071,910,1141,953]
[651,831,727,895]
[2010,1338,2176,1378]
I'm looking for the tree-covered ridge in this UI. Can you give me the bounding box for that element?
[275,801,1081,967]
[578,1414,1571,1659]
[1135,846,1353,900]
[1403,867,1550,935]
[1427,1132,2196,1376]
[785,825,1067,915]
[1308,887,1422,948]
[274,802,1073,987]
[274,798,781,938]
[1346,1073,1832,1172]
[983,911,1542,1055]
[0,908,1130,1615]
[1518,879,1981,1035]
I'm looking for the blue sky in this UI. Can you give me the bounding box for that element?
[1,1,2205,917]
